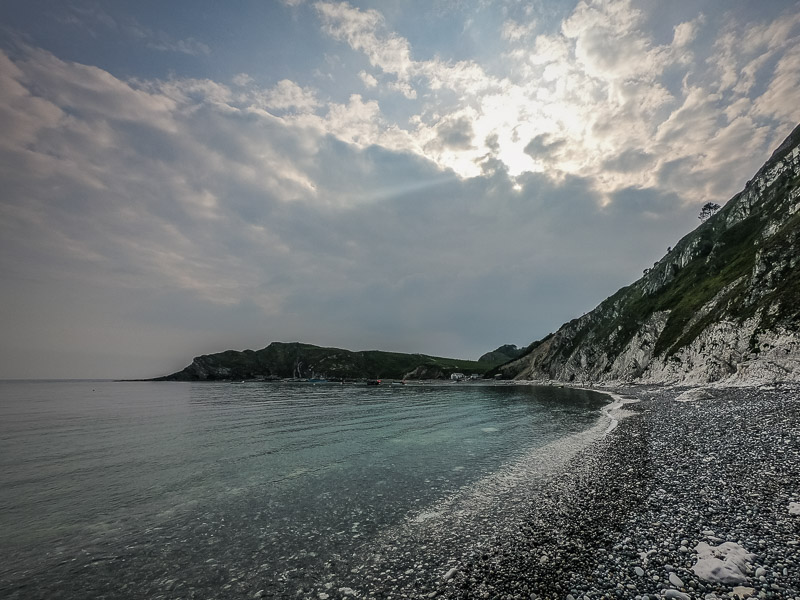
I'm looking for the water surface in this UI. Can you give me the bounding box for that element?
[0,380,608,598]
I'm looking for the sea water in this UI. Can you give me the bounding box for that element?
[0,380,608,598]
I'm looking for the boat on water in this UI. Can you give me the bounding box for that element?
[366,379,381,386]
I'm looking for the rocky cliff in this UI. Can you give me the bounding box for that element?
[498,123,800,385]
[156,341,492,381]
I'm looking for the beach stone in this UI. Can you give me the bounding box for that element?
[692,542,755,585]
[442,566,458,581]
[668,572,684,588]
[663,590,690,600]
[635,567,645,577]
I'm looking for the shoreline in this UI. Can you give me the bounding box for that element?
[437,382,800,600]
[305,385,640,599]
[310,382,800,599]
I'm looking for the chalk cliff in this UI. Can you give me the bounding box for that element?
[498,124,800,385]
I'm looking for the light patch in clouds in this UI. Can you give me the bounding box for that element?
[309,0,798,204]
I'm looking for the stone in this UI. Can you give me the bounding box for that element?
[663,590,690,600]
[668,572,684,588]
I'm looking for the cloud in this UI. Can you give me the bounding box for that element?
[672,17,702,48]
[359,70,377,87]
[309,0,798,210]
[315,1,417,98]
[436,116,474,150]
[502,19,537,42]
[145,35,210,56]
[2,1,800,377]
[524,134,567,160]
[258,79,321,112]
[232,73,254,87]
[0,42,702,377]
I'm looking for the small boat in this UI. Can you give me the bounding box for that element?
[366,379,381,386]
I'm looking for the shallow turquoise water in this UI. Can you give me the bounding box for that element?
[0,380,607,598]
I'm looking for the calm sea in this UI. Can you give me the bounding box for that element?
[0,380,608,599]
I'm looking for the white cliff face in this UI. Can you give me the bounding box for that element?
[506,124,800,386]
[640,318,800,385]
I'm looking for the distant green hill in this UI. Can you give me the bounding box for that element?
[155,341,494,381]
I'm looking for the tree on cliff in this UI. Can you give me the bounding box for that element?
[698,202,721,221]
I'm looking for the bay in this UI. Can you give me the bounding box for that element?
[0,380,608,598]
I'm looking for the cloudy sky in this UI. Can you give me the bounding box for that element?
[1,0,799,379]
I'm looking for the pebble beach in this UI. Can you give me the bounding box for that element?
[311,384,800,600]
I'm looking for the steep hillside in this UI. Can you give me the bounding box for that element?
[156,341,492,381]
[478,344,524,364]
[498,123,800,385]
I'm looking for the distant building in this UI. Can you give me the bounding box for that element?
[450,372,465,381]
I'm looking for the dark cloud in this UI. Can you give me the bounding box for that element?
[436,116,474,149]
[523,133,567,159]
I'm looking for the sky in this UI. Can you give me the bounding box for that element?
[1,1,799,379]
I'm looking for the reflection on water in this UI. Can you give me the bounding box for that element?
[0,380,607,598]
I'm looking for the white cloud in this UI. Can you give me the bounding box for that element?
[232,72,254,87]
[315,1,416,97]
[752,42,800,124]
[359,70,377,87]
[258,79,321,112]
[672,18,700,48]
[146,35,210,56]
[502,18,537,42]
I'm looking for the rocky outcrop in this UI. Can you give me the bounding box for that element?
[499,123,800,385]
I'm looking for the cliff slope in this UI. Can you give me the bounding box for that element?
[157,341,492,381]
[498,124,800,385]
